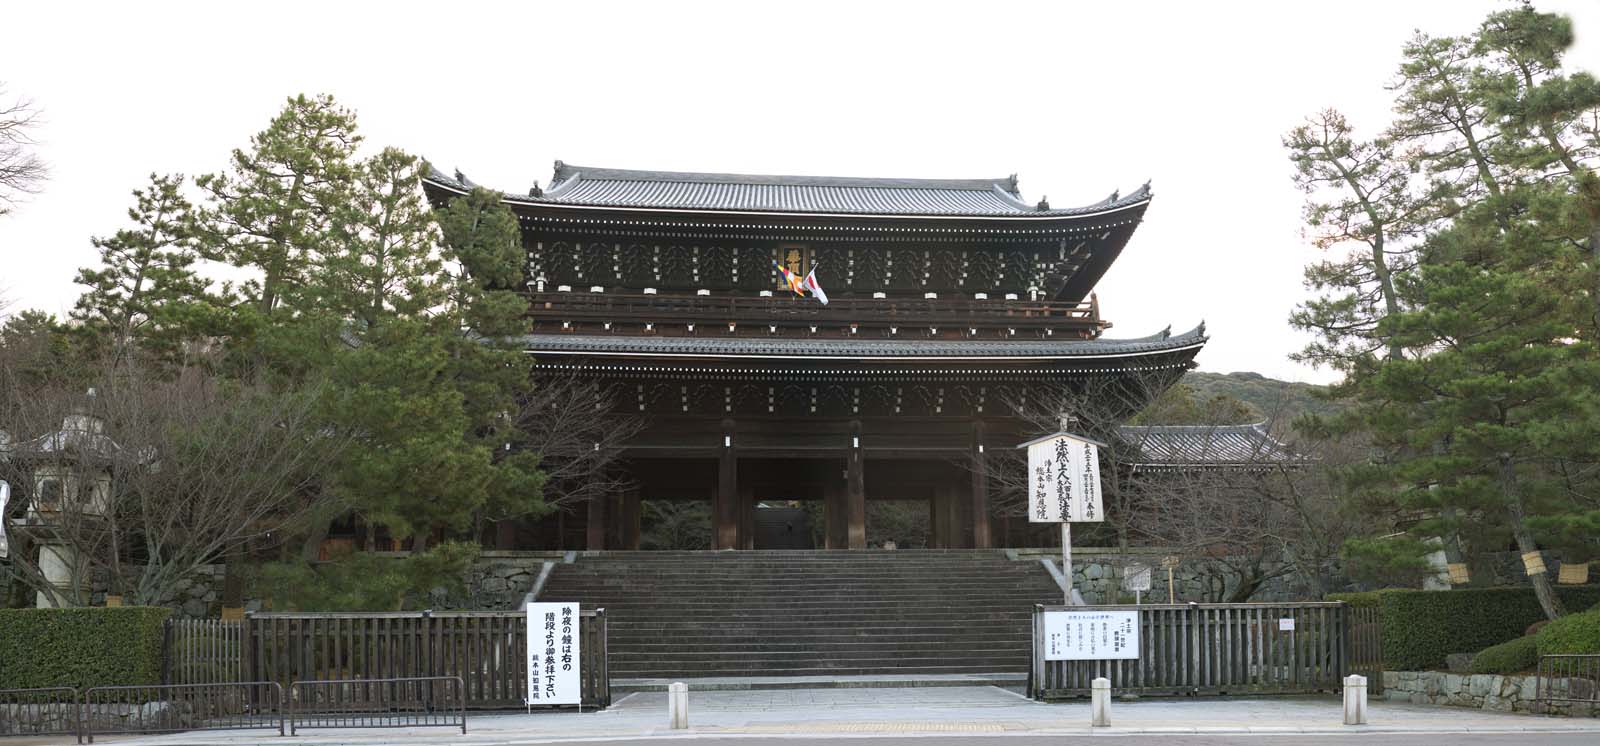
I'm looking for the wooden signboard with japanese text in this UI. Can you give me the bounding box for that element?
[1025,433,1104,523]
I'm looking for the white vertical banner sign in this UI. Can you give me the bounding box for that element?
[526,602,581,707]
[1024,433,1104,523]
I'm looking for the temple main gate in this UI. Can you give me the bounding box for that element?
[422,163,1206,550]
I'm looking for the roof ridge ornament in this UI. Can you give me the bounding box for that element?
[1036,196,1050,211]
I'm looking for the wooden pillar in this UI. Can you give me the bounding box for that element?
[934,484,961,548]
[621,488,641,550]
[494,520,518,550]
[971,421,991,549]
[586,494,606,551]
[739,483,756,550]
[847,420,866,550]
[928,489,944,549]
[715,419,739,550]
[824,481,846,549]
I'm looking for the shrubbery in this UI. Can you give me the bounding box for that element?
[1469,635,1539,674]
[0,607,170,689]
[1537,608,1600,656]
[257,541,478,611]
[1330,586,1600,670]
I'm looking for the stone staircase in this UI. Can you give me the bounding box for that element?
[536,550,1064,681]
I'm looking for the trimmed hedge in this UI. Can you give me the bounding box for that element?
[1330,586,1600,670]
[1538,608,1600,656]
[1470,635,1539,674]
[0,607,170,689]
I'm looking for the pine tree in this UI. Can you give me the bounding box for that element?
[194,94,360,323]
[1284,110,1420,368]
[1361,184,1600,619]
[71,173,208,366]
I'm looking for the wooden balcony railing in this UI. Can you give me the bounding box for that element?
[527,291,1103,331]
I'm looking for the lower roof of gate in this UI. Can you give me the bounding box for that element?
[517,324,1206,362]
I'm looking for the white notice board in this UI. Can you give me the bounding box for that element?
[526,602,581,706]
[1043,610,1139,660]
[1024,433,1104,523]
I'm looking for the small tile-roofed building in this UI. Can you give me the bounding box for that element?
[1117,423,1301,471]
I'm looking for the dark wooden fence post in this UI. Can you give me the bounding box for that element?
[161,619,174,685]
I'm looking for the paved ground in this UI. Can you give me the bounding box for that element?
[47,686,1600,745]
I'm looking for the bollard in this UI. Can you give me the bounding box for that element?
[668,681,689,729]
[1091,677,1111,727]
[1343,674,1367,726]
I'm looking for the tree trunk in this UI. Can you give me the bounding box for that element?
[1502,457,1566,619]
[298,520,330,563]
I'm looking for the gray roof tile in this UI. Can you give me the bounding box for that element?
[427,164,1152,219]
[1117,423,1297,465]
[518,325,1205,360]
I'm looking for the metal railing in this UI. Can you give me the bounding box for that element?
[1536,654,1600,715]
[289,676,464,735]
[1030,602,1349,700]
[529,291,1102,330]
[79,682,283,743]
[0,687,79,738]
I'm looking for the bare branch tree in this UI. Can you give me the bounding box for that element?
[974,367,1363,602]
[0,84,48,215]
[0,356,349,607]
[510,371,644,514]
[1116,387,1365,601]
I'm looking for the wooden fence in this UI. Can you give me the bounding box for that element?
[1348,604,1384,695]
[163,610,609,709]
[164,619,243,687]
[1030,602,1352,700]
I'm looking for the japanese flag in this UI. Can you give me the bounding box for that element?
[802,269,829,305]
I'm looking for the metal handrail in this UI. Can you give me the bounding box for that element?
[1535,654,1600,714]
[0,687,79,739]
[79,681,282,743]
[288,676,465,735]
[529,291,1100,325]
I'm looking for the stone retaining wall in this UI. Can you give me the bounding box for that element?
[1383,670,1598,717]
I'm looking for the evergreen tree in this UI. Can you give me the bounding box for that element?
[1388,32,1505,203]
[71,173,208,366]
[194,94,360,323]
[1358,185,1600,618]
[1285,110,1420,369]
[1473,4,1600,328]
[1289,3,1600,617]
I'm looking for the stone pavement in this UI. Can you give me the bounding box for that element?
[75,686,1600,744]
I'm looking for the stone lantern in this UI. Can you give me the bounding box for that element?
[2,390,121,607]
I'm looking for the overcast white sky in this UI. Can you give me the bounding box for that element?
[3,0,1598,383]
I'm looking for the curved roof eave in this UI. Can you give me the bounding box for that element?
[422,170,1153,223]
[513,323,1207,362]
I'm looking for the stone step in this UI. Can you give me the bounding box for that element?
[543,550,1059,681]
[612,664,1023,678]
[608,645,1028,658]
[611,673,1027,693]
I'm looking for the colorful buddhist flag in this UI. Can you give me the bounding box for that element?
[773,261,806,296]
